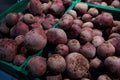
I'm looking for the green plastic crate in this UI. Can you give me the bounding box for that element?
[0,0,81,80]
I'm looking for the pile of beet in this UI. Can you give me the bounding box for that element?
[84,0,120,8]
[0,1,120,80]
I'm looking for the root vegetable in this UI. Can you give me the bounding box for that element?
[68,10,77,19]
[93,29,102,36]
[63,0,72,7]
[109,33,120,39]
[27,56,46,77]
[58,14,73,30]
[0,22,9,34]
[74,2,88,15]
[25,28,47,51]
[66,52,89,79]
[101,2,108,6]
[67,39,80,52]
[10,21,29,38]
[111,0,120,8]
[55,44,69,56]
[5,13,18,26]
[81,78,90,80]
[50,0,65,17]
[80,42,96,59]
[97,42,115,59]
[90,57,103,69]
[97,74,112,80]
[92,36,105,47]
[47,54,66,73]
[88,8,99,17]
[13,55,26,66]
[93,12,113,29]
[82,22,94,28]
[80,28,94,43]
[68,24,81,38]
[29,23,43,30]
[73,19,83,26]
[23,13,35,24]
[42,14,56,30]
[82,14,92,22]
[0,39,17,62]
[46,28,67,45]
[15,35,24,45]
[29,0,44,15]
[46,74,62,80]
[104,56,120,78]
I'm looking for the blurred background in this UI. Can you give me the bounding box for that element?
[0,0,17,13]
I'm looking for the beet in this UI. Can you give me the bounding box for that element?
[47,54,66,73]
[13,55,26,66]
[27,56,46,77]
[5,13,18,26]
[50,0,65,17]
[24,28,47,51]
[80,42,96,59]
[23,13,35,24]
[66,52,90,79]
[10,21,29,38]
[97,42,115,59]
[55,44,69,56]
[67,39,80,52]
[0,39,17,62]
[93,12,113,29]
[104,56,120,78]
[29,0,44,15]
[46,28,67,45]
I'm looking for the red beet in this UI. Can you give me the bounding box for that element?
[47,54,66,73]
[15,35,25,45]
[5,13,18,26]
[80,42,96,59]
[104,56,120,78]
[29,23,43,30]
[58,14,73,30]
[29,0,44,15]
[67,39,80,52]
[55,44,69,56]
[46,74,62,80]
[74,2,88,15]
[0,22,9,34]
[42,14,56,30]
[66,52,90,79]
[80,28,94,43]
[10,21,29,38]
[23,13,35,24]
[13,55,26,66]
[68,24,81,38]
[93,12,113,29]
[50,0,65,17]
[0,39,17,62]
[88,8,99,17]
[90,57,103,69]
[68,10,77,19]
[24,28,47,51]
[92,36,105,47]
[27,56,47,77]
[46,28,67,45]
[82,22,94,28]
[97,74,112,80]
[63,0,72,7]
[97,42,115,59]
[82,14,92,22]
